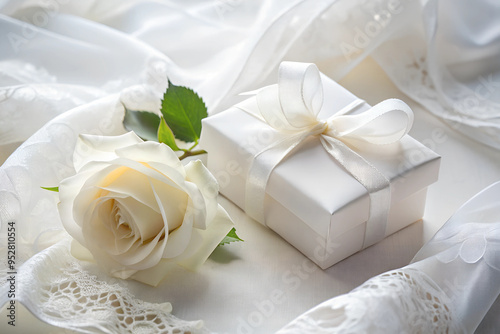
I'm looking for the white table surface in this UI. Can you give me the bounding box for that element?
[2,57,500,334]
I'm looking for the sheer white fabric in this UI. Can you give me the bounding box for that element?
[1,0,500,332]
[2,0,499,147]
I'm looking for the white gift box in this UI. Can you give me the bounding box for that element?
[200,63,440,269]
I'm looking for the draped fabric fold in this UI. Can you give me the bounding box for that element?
[238,61,414,247]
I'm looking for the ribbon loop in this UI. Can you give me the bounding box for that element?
[257,62,324,132]
[278,61,323,128]
[327,99,414,145]
[240,62,414,249]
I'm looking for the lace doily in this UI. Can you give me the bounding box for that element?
[1,240,211,334]
[277,268,465,334]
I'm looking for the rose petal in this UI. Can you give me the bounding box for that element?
[74,132,143,171]
[101,221,167,269]
[115,141,186,178]
[107,157,186,192]
[66,164,134,226]
[184,160,219,228]
[58,188,88,247]
[130,260,179,287]
[110,268,138,280]
[75,230,138,280]
[85,226,167,272]
[83,197,138,257]
[114,196,164,242]
[179,181,208,230]
[85,198,130,253]
[70,239,94,262]
[95,167,161,214]
[110,202,135,240]
[149,177,188,232]
[170,229,203,263]
[58,162,115,246]
[177,205,235,270]
[70,166,175,270]
[160,209,194,259]
[116,236,168,270]
[76,187,149,236]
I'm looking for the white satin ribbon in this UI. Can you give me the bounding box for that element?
[237,62,414,248]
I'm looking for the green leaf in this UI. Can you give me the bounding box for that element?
[158,117,180,151]
[161,80,207,143]
[218,228,243,246]
[41,186,59,192]
[123,109,161,141]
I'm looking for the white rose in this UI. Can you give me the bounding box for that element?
[58,132,234,286]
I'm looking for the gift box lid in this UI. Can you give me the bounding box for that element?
[201,72,440,240]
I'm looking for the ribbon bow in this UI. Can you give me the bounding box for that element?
[238,62,414,248]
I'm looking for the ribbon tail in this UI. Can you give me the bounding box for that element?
[245,132,311,224]
[320,136,391,248]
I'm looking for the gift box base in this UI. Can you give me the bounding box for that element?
[266,187,428,269]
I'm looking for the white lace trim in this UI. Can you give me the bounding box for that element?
[277,268,465,334]
[2,240,211,334]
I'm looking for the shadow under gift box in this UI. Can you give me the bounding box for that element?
[200,75,440,269]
